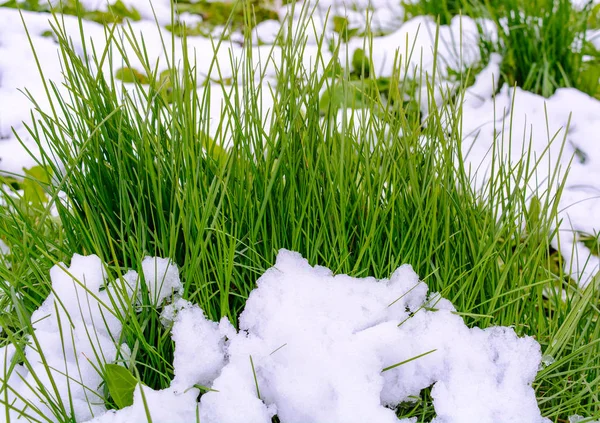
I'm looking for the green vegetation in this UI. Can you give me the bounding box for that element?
[484,0,600,98]
[406,0,600,98]
[115,66,150,84]
[0,0,141,23]
[0,1,598,422]
[402,0,472,25]
[166,0,279,36]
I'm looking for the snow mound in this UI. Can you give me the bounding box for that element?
[462,67,600,286]
[83,250,550,423]
[0,254,188,422]
[0,251,550,422]
[0,255,136,421]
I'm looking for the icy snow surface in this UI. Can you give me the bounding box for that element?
[0,250,550,423]
[0,2,599,283]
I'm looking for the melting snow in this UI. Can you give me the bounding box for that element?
[0,250,552,423]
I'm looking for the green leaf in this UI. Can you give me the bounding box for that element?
[351,48,370,78]
[157,69,174,103]
[22,165,51,208]
[115,67,149,84]
[105,364,137,409]
[331,15,360,41]
[319,80,374,114]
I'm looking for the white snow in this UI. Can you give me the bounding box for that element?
[461,75,600,285]
[168,299,231,393]
[141,256,183,305]
[569,416,600,423]
[344,15,495,80]
[86,385,200,423]
[0,253,192,422]
[4,250,545,423]
[195,250,549,423]
[1,255,131,421]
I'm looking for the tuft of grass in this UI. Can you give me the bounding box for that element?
[0,2,597,422]
[403,0,600,98]
[478,0,600,98]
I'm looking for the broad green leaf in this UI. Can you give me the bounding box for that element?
[351,48,370,78]
[22,166,51,208]
[105,364,137,409]
[115,67,149,85]
[319,80,373,114]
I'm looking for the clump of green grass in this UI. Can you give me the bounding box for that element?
[479,0,600,98]
[0,3,598,422]
[402,0,471,25]
[402,0,600,98]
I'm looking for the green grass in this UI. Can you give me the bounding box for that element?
[482,0,600,98]
[0,2,598,422]
[402,0,473,25]
[406,0,600,98]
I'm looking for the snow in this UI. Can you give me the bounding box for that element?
[0,250,545,423]
[344,15,495,80]
[0,239,8,256]
[141,256,183,305]
[167,299,231,393]
[86,385,200,423]
[570,416,600,423]
[1,255,132,422]
[192,250,549,423]
[0,253,191,422]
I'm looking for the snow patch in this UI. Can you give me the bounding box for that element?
[141,256,183,306]
[1,255,133,421]
[39,250,552,423]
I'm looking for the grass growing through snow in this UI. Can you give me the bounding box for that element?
[407,0,600,98]
[0,2,598,421]
[482,0,600,98]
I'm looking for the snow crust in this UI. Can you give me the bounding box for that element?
[0,251,550,422]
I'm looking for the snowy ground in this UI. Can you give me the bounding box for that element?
[1,0,599,285]
[0,250,551,423]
